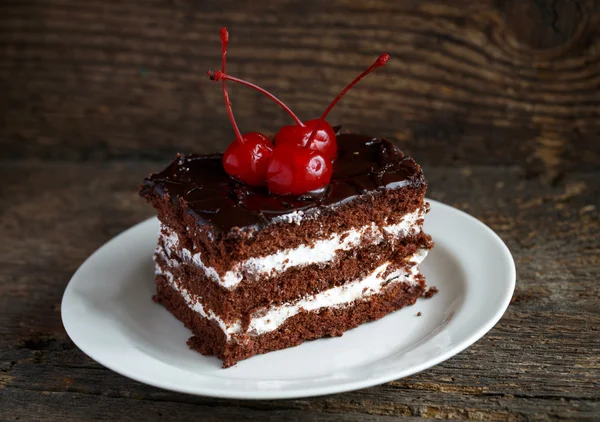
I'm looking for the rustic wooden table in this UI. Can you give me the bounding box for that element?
[1,1,599,420]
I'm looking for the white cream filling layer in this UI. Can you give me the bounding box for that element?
[161,208,424,289]
[155,249,428,341]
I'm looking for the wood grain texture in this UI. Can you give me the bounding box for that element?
[1,0,600,172]
[1,0,599,420]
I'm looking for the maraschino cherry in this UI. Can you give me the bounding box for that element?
[209,54,390,163]
[210,28,390,195]
[208,70,337,161]
[209,70,333,195]
[218,27,273,186]
[265,142,333,195]
[265,55,389,195]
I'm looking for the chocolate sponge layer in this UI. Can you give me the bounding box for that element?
[154,272,427,368]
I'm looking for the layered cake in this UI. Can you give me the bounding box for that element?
[140,131,434,367]
[139,28,435,367]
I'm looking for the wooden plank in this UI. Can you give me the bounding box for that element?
[1,388,426,421]
[0,0,599,171]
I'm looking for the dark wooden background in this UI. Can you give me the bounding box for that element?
[1,0,599,420]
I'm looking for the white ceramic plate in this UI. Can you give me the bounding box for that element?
[61,199,515,399]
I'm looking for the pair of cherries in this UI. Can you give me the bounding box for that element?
[211,27,389,196]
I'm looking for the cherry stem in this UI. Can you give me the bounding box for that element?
[208,70,304,127]
[306,53,390,148]
[219,27,245,144]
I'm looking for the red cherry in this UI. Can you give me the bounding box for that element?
[215,28,272,186]
[209,30,389,195]
[267,55,389,195]
[208,70,338,161]
[266,143,332,195]
[210,54,390,164]
[274,118,337,160]
[223,132,273,186]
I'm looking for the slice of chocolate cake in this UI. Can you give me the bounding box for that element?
[140,132,434,368]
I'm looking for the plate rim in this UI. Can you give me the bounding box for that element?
[61,198,516,399]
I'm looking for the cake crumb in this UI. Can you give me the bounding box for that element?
[417,312,422,316]
[423,286,439,298]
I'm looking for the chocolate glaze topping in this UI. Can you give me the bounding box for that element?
[140,132,425,232]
